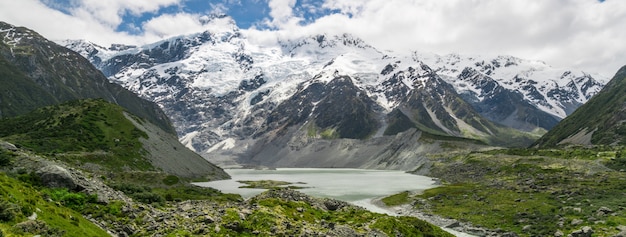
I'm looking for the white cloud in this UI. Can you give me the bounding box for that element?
[142,13,205,39]
[209,3,229,15]
[266,0,302,28]
[71,0,182,27]
[255,0,626,76]
[0,0,624,76]
[0,0,140,44]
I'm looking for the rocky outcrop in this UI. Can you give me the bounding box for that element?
[4,142,131,204]
[35,165,77,190]
[569,226,593,237]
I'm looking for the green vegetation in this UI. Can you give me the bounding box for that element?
[305,121,343,140]
[403,148,626,236]
[241,181,305,190]
[319,128,339,139]
[371,216,452,237]
[238,180,294,189]
[381,191,411,206]
[162,175,180,186]
[0,173,109,236]
[44,188,98,211]
[206,197,454,237]
[109,181,242,205]
[0,99,154,172]
[306,122,317,137]
[0,150,14,167]
[0,56,59,118]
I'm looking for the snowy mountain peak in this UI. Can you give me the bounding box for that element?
[0,22,40,46]
[280,33,372,52]
[63,21,609,165]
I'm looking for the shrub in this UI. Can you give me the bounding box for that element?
[131,192,164,204]
[109,183,151,194]
[16,171,41,186]
[0,150,14,167]
[45,189,97,210]
[0,200,17,222]
[162,175,179,186]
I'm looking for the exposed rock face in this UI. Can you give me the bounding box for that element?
[0,141,17,152]
[453,67,561,131]
[569,226,593,237]
[36,165,77,190]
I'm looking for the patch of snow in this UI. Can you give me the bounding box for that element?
[206,138,237,153]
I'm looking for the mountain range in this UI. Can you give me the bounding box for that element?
[0,21,227,180]
[534,65,626,147]
[62,15,608,168]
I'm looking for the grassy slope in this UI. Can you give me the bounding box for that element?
[395,147,626,236]
[0,173,109,236]
[0,98,153,171]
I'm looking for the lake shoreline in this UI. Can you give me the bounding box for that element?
[369,196,511,237]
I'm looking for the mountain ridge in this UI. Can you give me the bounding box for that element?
[0,21,228,180]
[61,16,608,168]
[0,21,175,134]
[534,65,626,147]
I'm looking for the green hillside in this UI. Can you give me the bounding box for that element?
[0,99,229,181]
[0,99,152,171]
[0,172,109,236]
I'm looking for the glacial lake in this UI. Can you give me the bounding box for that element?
[194,168,439,214]
[195,168,475,237]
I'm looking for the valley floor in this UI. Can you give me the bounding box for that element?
[376,147,626,237]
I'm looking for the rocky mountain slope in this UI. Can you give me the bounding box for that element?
[62,15,608,168]
[534,65,626,147]
[0,99,229,180]
[0,21,173,134]
[0,21,231,180]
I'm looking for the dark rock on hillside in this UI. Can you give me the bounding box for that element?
[258,75,379,139]
[456,67,560,131]
[36,165,78,190]
[382,63,503,140]
[569,226,593,237]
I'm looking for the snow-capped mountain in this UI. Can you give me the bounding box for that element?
[63,15,608,168]
[415,53,605,120]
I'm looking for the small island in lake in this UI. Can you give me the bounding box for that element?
[237,180,308,189]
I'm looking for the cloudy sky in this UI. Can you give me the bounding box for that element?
[0,0,624,76]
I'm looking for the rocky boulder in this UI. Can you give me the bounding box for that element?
[569,226,593,237]
[35,165,77,190]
